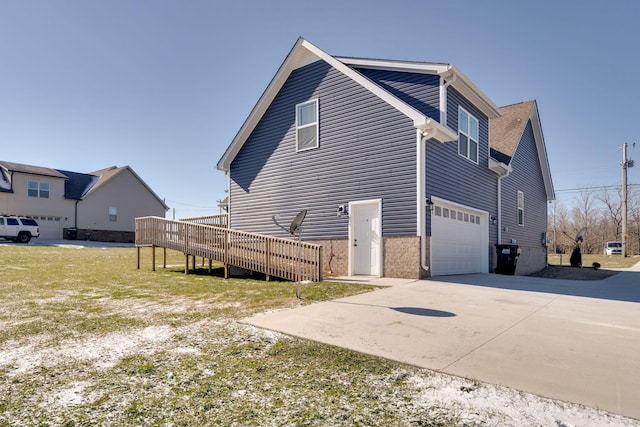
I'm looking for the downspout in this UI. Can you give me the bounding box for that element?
[418,128,437,275]
[497,170,510,244]
[74,200,79,228]
[439,73,457,126]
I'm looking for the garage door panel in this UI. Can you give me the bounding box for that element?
[431,200,488,276]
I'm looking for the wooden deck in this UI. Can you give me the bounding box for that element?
[135,215,322,282]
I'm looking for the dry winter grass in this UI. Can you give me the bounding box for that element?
[1,245,639,426]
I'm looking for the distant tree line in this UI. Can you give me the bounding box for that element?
[548,187,640,255]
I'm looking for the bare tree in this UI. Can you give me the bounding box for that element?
[597,187,622,240]
[570,189,599,253]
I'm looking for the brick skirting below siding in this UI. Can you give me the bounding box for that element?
[63,228,135,244]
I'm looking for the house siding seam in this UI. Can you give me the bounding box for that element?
[354,68,441,121]
[500,121,547,249]
[230,60,418,240]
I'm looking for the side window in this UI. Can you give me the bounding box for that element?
[458,107,479,163]
[39,182,50,199]
[109,207,118,222]
[28,181,39,197]
[7,218,19,226]
[28,180,50,198]
[0,218,4,225]
[296,99,319,151]
[517,191,524,226]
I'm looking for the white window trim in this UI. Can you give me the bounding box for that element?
[28,180,49,198]
[457,106,479,164]
[517,191,524,226]
[295,98,319,152]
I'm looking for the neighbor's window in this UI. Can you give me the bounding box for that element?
[28,180,50,198]
[458,107,479,163]
[109,207,118,222]
[296,99,319,151]
[517,191,524,226]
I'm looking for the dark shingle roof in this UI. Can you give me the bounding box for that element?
[55,170,98,200]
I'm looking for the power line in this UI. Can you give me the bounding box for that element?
[555,184,640,193]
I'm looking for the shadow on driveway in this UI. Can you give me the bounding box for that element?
[333,300,456,317]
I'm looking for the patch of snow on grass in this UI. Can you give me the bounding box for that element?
[408,371,638,427]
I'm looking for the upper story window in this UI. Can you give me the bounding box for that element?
[296,99,319,151]
[458,107,479,163]
[109,207,118,222]
[28,180,49,198]
[517,191,524,226]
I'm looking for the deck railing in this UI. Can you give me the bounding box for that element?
[179,214,229,228]
[135,216,322,282]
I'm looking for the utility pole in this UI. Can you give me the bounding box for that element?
[621,143,635,257]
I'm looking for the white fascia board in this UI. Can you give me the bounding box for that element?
[306,41,428,127]
[528,104,556,201]
[217,38,312,172]
[336,57,450,75]
[439,65,502,119]
[341,58,502,120]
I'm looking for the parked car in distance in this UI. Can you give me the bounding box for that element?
[0,215,40,243]
[604,241,622,255]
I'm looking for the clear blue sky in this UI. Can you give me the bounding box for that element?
[1,0,638,218]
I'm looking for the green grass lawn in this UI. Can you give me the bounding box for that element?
[0,245,457,426]
[548,253,640,268]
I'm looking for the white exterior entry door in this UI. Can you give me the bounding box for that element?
[430,197,488,276]
[349,199,382,276]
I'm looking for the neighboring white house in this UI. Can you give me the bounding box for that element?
[0,161,167,242]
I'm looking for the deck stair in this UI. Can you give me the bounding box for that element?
[135,215,322,282]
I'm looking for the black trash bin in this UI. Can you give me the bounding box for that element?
[495,244,519,275]
[66,228,78,240]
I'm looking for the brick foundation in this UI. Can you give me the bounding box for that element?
[312,239,349,278]
[310,235,425,279]
[64,228,135,244]
[383,236,423,279]
[513,245,547,275]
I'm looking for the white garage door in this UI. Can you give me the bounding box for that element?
[430,198,488,276]
[35,216,63,239]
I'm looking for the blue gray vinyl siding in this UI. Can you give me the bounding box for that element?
[230,60,418,240]
[355,68,440,121]
[500,121,548,247]
[425,86,497,246]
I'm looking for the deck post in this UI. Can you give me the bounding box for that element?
[265,239,271,282]
[224,263,229,279]
[185,253,189,275]
[208,259,212,274]
[137,246,140,269]
[318,245,323,282]
[152,245,156,272]
[163,247,167,268]
[192,255,196,272]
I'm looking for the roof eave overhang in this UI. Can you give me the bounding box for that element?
[440,66,501,119]
[416,118,457,142]
[488,157,512,175]
[528,104,556,201]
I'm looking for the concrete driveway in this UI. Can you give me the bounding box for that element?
[244,264,640,419]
